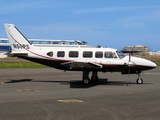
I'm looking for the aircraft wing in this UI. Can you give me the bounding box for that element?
[61,61,102,69]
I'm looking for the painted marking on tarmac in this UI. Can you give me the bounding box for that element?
[16,89,40,92]
[57,99,84,103]
[144,73,160,75]
[0,82,4,84]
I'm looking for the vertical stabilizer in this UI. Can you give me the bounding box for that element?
[4,24,34,52]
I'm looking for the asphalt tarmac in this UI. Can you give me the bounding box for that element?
[0,67,160,120]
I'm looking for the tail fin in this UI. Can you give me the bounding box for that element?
[4,24,34,52]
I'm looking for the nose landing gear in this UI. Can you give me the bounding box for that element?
[136,78,143,84]
[136,72,143,84]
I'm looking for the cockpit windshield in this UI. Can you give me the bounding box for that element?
[116,51,126,59]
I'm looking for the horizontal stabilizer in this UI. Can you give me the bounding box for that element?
[9,53,28,57]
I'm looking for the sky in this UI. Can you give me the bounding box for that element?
[0,0,160,51]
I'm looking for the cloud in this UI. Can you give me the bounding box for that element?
[117,9,160,29]
[0,1,72,14]
[75,6,160,14]
[17,23,111,45]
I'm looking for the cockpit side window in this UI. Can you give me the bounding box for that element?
[105,52,117,58]
[113,52,117,58]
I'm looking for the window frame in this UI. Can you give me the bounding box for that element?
[83,51,93,58]
[57,51,65,57]
[47,51,53,57]
[69,51,79,58]
[104,51,117,58]
[95,51,103,58]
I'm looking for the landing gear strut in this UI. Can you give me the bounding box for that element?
[91,71,99,82]
[82,70,90,85]
[82,70,99,85]
[136,72,143,84]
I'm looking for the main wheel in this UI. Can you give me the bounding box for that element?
[136,78,143,84]
[83,78,90,85]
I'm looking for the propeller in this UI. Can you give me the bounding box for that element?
[127,51,131,85]
[128,51,131,74]
[128,51,136,69]
[127,51,135,85]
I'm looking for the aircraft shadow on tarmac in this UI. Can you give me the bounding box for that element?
[69,79,152,88]
[5,79,33,83]
[5,78,152,88]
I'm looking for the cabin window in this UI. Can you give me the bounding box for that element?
[95,51,103,58]
[105,52,117,58]
[83,51,92,58]
[47,51,53,57]
[57,51,65,57]
[69,51,79,58]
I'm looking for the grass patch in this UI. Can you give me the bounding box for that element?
[0,62,48,68]
[142,56,160,66]
[155,62,160,66]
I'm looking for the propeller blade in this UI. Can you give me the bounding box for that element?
[129,51,131,62]
[127,51,131,85]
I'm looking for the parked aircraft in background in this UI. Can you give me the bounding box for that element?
[4,24,157,85]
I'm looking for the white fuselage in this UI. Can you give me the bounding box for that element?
[13,44,156,72]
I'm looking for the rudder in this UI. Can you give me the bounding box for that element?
[4,24,34,52]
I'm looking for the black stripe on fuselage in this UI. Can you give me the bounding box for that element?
[17,56,156,72]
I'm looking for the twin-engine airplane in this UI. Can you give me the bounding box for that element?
[4,24,157,85]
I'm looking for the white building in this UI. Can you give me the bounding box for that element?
[123,45,149,53]
[148,51,160,56]
[0,38,87,58]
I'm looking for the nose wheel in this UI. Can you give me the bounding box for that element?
[136,78,143,84]
[136,72,143,84]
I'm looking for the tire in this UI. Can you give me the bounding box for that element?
[83,78,90,85]
[136,78,143,84]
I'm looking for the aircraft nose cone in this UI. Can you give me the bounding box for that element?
[150,61,157,68]
[137,57,157,69]
[125,56,157,70]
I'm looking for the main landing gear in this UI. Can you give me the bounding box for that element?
[82,70,144,85]
[82,70,99,85]
[136,72,143,84]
